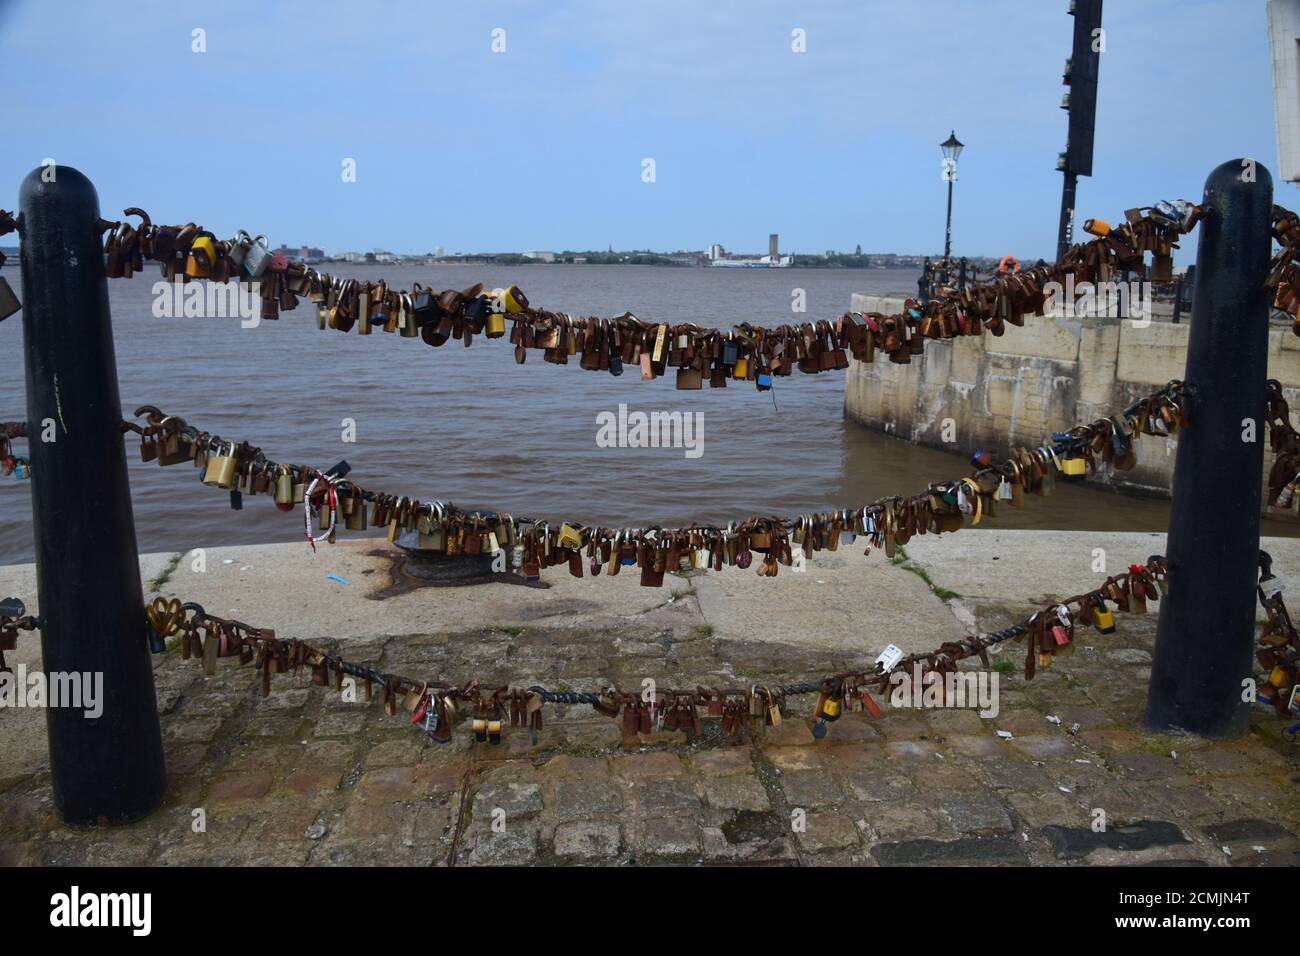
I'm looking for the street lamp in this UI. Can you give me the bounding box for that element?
[940,130,963,261]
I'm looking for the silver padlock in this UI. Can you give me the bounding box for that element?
[243,234,272,278]
[227,230,252,272]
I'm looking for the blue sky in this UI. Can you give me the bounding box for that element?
[0,0,1283,261]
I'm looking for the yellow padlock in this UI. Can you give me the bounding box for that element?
[185,234,217,278]
[1083,218,1111,237]
[558,522,582,550]
[733,356,750,380]
[486,313,506,338]
[489,285,527,314]
[1060,456,1087,477]
[1093,605,1116,634]
[1269,664,1290,688]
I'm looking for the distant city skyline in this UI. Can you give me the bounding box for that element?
[0,1,1282,265]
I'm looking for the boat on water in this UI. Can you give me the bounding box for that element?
[708,255,793,268]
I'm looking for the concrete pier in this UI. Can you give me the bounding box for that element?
[844,294,1300,510]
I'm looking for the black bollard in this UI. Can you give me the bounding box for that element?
[18,165,166,823]
[1145,159,1273,737]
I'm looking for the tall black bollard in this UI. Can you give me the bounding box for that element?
[18,165,166,823]
[1146,159,1274,737]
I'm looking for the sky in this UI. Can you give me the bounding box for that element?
[0,0,1286,261]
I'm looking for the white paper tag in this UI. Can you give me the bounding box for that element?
[875,644,904,671]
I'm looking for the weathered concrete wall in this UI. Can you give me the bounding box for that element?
[845,293,1300,508]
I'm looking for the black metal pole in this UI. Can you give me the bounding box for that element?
[1056,169,1077,262]
[18,165,166,823]
[943,178,954,260]
[1145,159,1274,737]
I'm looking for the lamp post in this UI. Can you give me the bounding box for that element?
[940,131,963,262]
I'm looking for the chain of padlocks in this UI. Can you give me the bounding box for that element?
[3,554,1296,744]
[1,198,1299,742]
[0,201,1205,387]
[55,383,1177,584]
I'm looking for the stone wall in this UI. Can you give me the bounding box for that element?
[844,293,1300,507]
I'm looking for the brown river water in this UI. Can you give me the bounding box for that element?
[0,262,1293,566]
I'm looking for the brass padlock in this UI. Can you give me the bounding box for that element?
[345,490,368,531]
[273,465,295,511]
[156,417,191,466]
[202,441,238,489]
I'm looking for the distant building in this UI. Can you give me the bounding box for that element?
[769,234,779,258]
[523,251,556,262]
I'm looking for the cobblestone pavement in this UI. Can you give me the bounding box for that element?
[1,559,1297,867]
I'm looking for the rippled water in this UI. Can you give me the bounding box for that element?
[0,262,1290,566]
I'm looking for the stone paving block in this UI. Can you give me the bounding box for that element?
[701,773,771,812]
[1004,790,1090,829]
[634,778,702,815]
[1074,729,1136,754]
[979,757,1054,792]
[874,714,931,739]
[165,717,224,745]
[778,770,845,809]
[886,740,946,760]
[541,754,611,780]
[1183,749,1263,776]
[862,803,947,842]
[924,709,992,735]
[552,779,624,819]
[842,772,916,804]
[821,744,889,773]
[796,812,861,853]
[821,717,882,743]
[553,821,622,860]
[1006,735,1076,760]
[471,781,543,820]
[764,746,828,772]
[946,734,1005,758]
[690,749,753,777]
[313,712,368,737]
[636,816,702,857]
[364,737,426,767]
[872,837,1027,866]
[1107,751,1183,779]
[911,761,988,793]
[464,821,541,867]
[700,827,797,864]
[1202,818,1297,844]
[762,720,816,747]
[614,751,687,781]
[207,772,274,803]
[940,794,1014,834]
[356,764,460,803]
[283,769,343,797]
[994,710,1057,737]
